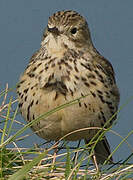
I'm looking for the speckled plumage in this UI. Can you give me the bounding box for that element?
[17,10,120,164]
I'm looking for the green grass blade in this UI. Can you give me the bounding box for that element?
[65,146,71,179]
[8,150,48,180]
[105,130,133,165]
[7,106,18,137]
[1,97,12,144]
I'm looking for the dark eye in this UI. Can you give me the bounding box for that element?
[70,27,77,34]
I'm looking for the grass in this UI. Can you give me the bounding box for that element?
[0,84,133,180]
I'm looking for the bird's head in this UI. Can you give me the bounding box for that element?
[41,10,93,57]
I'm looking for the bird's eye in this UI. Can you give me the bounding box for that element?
[70,27,77,34]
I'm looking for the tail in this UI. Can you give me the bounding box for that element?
[85,136,113,164]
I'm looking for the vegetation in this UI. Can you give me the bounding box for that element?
[0,84,133,180]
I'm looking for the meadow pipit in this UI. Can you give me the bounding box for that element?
[17,10,120,165]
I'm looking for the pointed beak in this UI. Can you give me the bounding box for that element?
[47,26,60,36]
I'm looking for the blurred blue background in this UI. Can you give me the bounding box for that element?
[0,0,133,163]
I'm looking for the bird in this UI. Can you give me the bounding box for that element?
[17,10,120,166]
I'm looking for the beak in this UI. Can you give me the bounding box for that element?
[47,26,60,36]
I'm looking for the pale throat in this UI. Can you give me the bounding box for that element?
[44,34,76,58]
